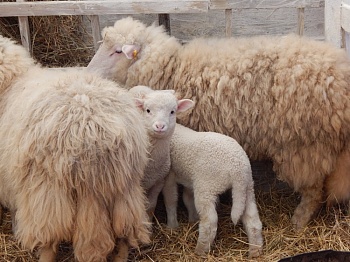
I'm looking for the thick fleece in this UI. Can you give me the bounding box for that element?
[0,35,151,262]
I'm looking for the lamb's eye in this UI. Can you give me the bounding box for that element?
[170,110,175,115]
[115,50,122,54]
[146,109,151,113]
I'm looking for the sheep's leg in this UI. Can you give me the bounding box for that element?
[147,179,165,217]
[291,182,323,230]
[241,183,263,258]
[183,187,199,223]
[112,239,129,262]
[194,191,218,255]
[38,243,57,262]
[162,172,179,228]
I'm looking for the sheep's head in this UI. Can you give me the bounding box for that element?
[130,85,194,139]
[86,16,145,83]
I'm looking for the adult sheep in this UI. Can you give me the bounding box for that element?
[0,35,151,262]
[86,17,350,229]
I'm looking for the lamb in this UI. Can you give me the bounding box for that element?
[162,123,263,258]
[0,35,151,262]
[87,17,350,229]
[128,85,194,216]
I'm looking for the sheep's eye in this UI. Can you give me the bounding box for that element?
[170,110,175,115]
[115,50,122,54]
[146,109,151,113]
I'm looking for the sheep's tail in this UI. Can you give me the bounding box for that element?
[73,193,115,262]
[113,183,152,247]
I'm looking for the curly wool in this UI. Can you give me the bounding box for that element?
[0,36,151,262]
[87,17,350,228]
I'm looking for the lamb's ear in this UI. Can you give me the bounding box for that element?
[163,90,176,95]
[134,98,145,110]
[122,44,141,59]
[177,99,194,113]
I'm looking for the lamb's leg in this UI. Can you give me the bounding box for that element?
[291,181,323,230]
[241,183,263,258]
[147,179,165,217]
[194,191,218,255]
[38,243,57,262]
[182,187,199,223]
[112,239,129,262]
[162,172,179,228]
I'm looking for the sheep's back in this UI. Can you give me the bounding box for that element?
[172,35,350,162]
[0,68,149,248]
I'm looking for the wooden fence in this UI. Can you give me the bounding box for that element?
[325,0,350,55]
[0,0,344,55]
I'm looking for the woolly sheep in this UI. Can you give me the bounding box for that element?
[0,35,151,262]
[129,85,194,215]
[162,123,263,257]
[87,17,350,229]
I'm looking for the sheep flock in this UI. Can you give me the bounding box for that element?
[87,17,350,231]
[1,13,350,262]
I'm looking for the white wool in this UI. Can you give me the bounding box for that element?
[163,124,263,258]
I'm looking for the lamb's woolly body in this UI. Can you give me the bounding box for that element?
[87,17,350,228]
[163,124,263,257]
[0,36,151,262]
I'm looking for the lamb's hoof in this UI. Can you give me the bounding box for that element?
[195,243,209,256]
[248,246,263,258]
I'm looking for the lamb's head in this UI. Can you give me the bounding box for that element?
[87,17,146,83]
[130,85,194,139]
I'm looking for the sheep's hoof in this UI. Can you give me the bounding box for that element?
[166,222,179,229]
[291,214,308,231]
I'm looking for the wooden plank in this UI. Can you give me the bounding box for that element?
[17,0,31,53]
[158,14,171,34]
[341,2,350,33]
[89,15,101,51]
[0,0,209,17]
[210,0,324,10]
[225,9,232,37]
[297,7,305,35]
[325,0,342,47]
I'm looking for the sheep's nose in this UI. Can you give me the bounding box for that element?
[153,122,167,132]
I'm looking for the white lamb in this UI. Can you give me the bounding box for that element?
[129,85,194,215]
[162,123,263,258]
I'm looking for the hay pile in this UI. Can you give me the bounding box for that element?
[1,161,350,262]
[0,0,93,67]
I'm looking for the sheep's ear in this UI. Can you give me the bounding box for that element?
[134,98,144,110]
[122,44,141,59]
[177,99,194,113]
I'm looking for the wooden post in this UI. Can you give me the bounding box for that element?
[158,14,171,35]
[17,0,31,52]
[325,0,342,47]
[89,15,101,51]
[297,7,305,36]
[225,9,232,37]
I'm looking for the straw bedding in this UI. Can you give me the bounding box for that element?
[1,161,350,261]
[0,3,350,261]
